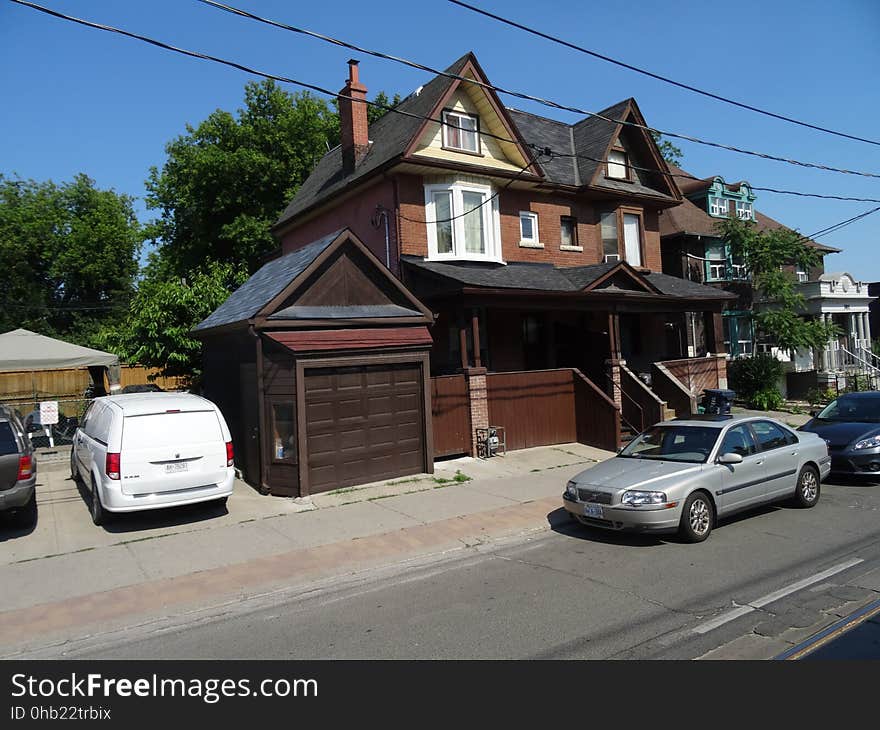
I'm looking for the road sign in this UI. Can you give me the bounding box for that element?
[39,400,59,425]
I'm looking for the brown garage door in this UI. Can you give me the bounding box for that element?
[304,363,426,494]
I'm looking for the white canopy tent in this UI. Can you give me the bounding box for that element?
[0,329,121,387]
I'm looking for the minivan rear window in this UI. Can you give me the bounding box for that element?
[0,422,19,456]
[121,410,222,449]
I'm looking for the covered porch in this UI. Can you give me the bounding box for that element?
[403,257,735,438]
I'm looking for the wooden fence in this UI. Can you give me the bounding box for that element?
[0,366,186,406]
[486,369,619,452]
[430,374,471,458]
[656,355,727,395]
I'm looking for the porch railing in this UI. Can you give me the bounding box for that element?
[618,364,668,431]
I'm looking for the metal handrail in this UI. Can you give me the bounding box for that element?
[605,373,644,434]
[839,346,880,376]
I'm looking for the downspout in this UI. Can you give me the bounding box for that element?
[371,205,390,270]
[249,325,268,495]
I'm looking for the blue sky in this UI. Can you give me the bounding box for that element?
[2,0,879,276]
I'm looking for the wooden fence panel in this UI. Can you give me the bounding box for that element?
[486,370,578,451]
[430,375,470,458]
[657,356,724,395]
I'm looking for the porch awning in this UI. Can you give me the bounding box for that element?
[266,327,433,352]
[401,256,736,303]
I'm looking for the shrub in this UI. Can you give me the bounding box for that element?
[727,354,784,402]
[749,388,784,411]
[806,387,837,408]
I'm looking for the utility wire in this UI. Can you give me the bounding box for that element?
[11,0,880,206]
[193,0,880,180]
[449,0,880,148]
[804,206,880,241]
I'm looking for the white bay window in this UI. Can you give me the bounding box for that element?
[425,182,501,261]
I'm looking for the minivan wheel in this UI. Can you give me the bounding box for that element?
[794,466,820,508]
[679,491,714,543]
[14,492,37,527]
[90,479,105,526]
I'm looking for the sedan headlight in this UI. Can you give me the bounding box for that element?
[853,436,880,450]
[621,490,667,506]
[565,481,578,499]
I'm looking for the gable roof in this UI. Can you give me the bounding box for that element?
[275,53,680,232]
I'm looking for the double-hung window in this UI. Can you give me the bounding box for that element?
[442,110,479,153]
[600,209,642,265]
[425,182,499,261]
[736,200,753,220]
[607,149,629,179]
[519,211,540,246]
[705,242,727,281]
[709,197,729,217]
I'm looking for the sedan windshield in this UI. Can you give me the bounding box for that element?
[618,425,720,463]
[816,397,880,423]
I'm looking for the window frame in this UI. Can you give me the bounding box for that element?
[559,215,581,251]
[748,420,797,453]
[606,147,630,180]
[599,207,645,266]
[424,181,501,262]
[719,424,759,458]
[518,211,542,248]
[735,200,754,221]
[268,399,297,464]
[709,197,730,217]
[441,109,481,156]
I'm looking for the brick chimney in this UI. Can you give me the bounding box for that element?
[339,59,369,174]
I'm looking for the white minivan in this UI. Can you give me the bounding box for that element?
[71,393,235,525]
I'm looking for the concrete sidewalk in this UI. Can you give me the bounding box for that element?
[0,442,611,655]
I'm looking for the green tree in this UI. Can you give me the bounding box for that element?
[717,217,837,351]
[102,258,248,383]
[0,173,143,347]
[146,80,340,277]
[650,130,684,166]
[366,91,402,125]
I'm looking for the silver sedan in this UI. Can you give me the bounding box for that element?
[563,415,830,542]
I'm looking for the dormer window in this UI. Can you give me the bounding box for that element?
[607,148,629,179]
[442,110,480,154]
[709,197,729,217]
[736,201,754,220]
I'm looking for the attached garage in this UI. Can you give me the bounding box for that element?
[193,229,435,498]
[304,363,425,493]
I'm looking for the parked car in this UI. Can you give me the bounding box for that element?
[0,405,37,525]
[120,383,164,394]
[799,391,880,476]
[563,415,830,542]
[70,392,235,525]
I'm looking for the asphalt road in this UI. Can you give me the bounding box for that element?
[46,475,880,660]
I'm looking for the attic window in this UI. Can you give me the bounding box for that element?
[736,201,753,220]
[709,197,729,217]
[442,110,480,154]
[607,149,629,179]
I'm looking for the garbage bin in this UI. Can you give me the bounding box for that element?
[701,388,736,415]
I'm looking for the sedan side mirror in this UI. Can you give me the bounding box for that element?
[718,452,743,465]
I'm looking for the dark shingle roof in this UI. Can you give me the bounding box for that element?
[276,59,677,228]
[402,256,732,300]
[194,231,341,332]
[275,54,468,228]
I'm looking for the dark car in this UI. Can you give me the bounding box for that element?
[799,391,880,476]
[0,405,37,525]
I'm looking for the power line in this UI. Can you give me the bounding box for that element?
[805,206,880,241]
[11,0,880,206]
[193,0,880,181]
[449,0,880,148]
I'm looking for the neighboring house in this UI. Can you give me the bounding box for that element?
[197,53,737,497]
[659,167,875,396]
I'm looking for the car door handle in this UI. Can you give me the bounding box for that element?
[755,460,764,465]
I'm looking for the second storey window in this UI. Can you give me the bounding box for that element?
[560,216,579,248]
[519,211,540,245]
[709,197,729,217]
[600,212,619,262]
[442,110,479,153]
[736,200,754,220]
[425,182,499,261]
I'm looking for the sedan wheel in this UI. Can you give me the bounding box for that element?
[679,492,714,543]
[794,466,820,508]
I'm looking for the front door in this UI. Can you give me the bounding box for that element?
[716,424,766,515]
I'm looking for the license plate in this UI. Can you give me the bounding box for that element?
[584,504,603,518]
[165,462,188,474]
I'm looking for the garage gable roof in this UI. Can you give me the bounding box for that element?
[194,229,432,335]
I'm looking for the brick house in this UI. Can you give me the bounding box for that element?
[197,53,739,497]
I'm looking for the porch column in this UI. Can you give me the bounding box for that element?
[465,367,489,458]
[850,312,858,351]
[856,311,865,351]
[864,312,873,349]
[606,312,623,410]
[459,324,469,370]
[605,358,623,411]
[471,310,481,369]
